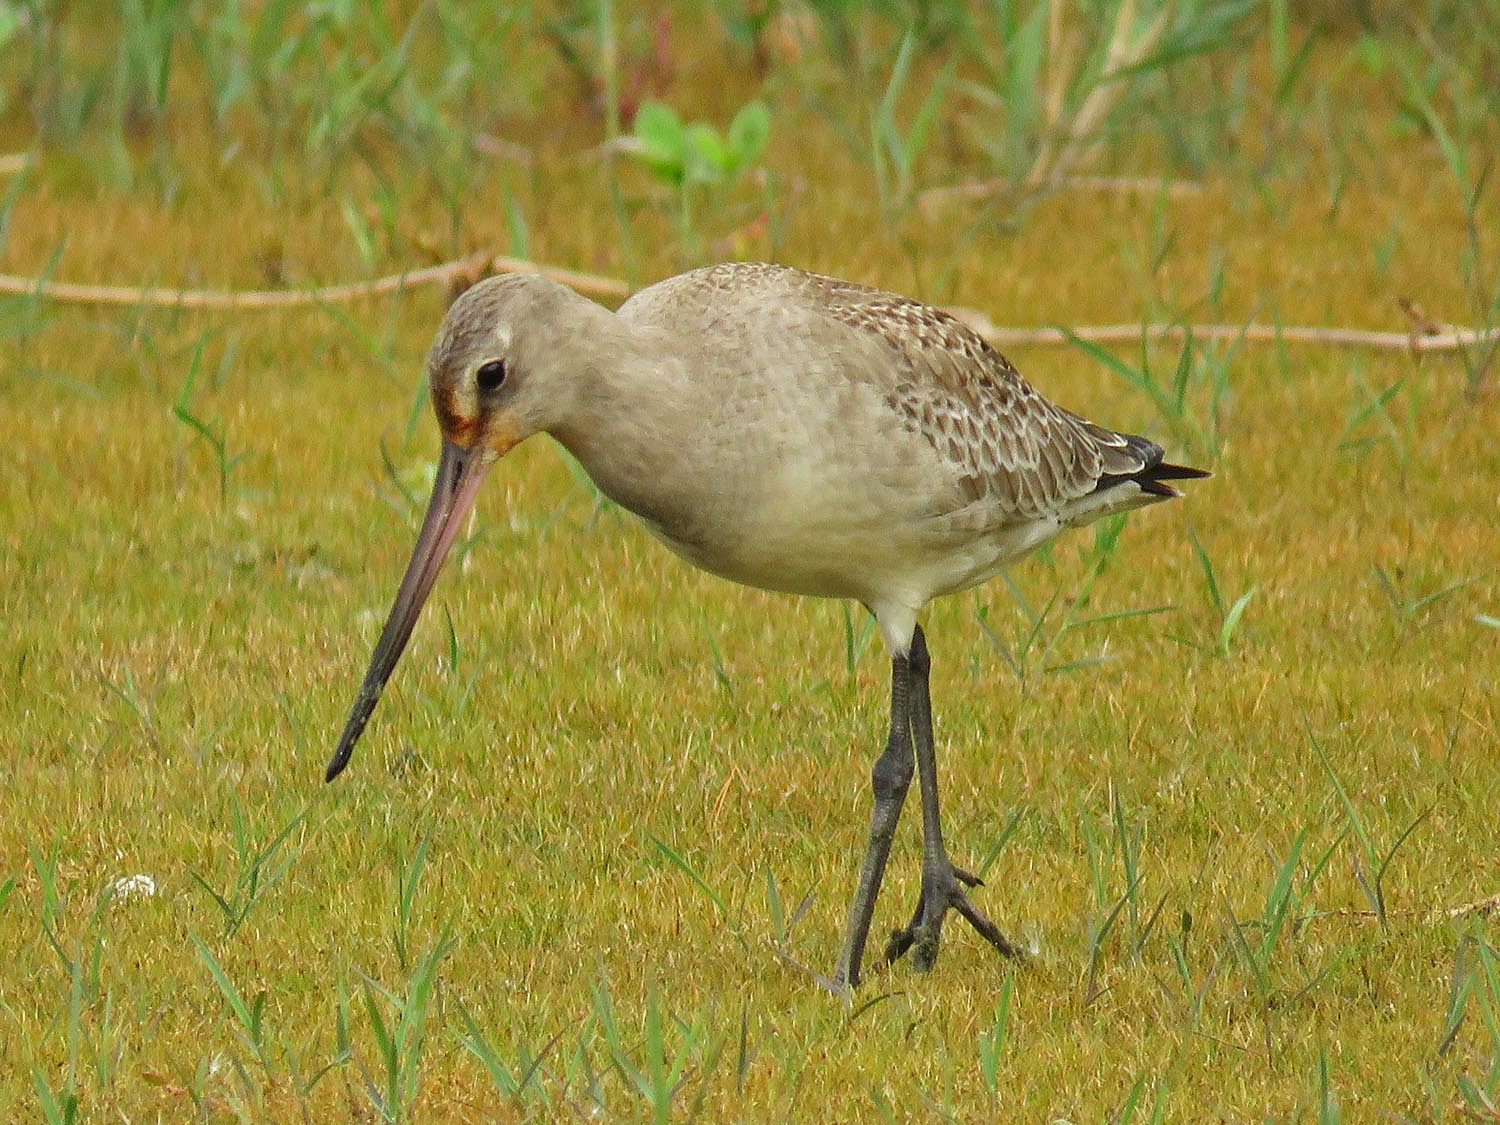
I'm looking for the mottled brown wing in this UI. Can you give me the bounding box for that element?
[799,272,1155,519]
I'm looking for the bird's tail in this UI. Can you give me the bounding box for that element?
[1131,458,1212,498]
[1093,431,1211,498]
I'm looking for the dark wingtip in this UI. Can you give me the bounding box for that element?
[1137,478,1182,498]
[1094,452,1211,499]
[1151,462,1212,482]
[1135,460,1211,498]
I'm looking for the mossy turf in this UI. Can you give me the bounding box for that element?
[1,6,1497,1120]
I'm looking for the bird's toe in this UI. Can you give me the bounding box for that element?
[884,863,1023,972]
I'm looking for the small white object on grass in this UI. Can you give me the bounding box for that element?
[111,874,157,903]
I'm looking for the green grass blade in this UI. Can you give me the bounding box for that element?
[647,832,729,921]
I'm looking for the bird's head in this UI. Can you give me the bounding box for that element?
[426,272,590,457]
[324,273,585,782]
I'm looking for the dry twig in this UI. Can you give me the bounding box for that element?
[918,173,1202,211]
[472,134,536,165]
[1310,892,1500,925]
[1,254,1496,356]
[945,306,1500,356]
[0,253,630,310]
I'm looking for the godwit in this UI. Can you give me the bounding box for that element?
[326,262,1207,989]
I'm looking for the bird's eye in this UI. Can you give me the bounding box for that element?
[476,359,507,392]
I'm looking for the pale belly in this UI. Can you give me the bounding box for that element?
[633,489,1065,610]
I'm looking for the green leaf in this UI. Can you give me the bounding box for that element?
[454,1001,520,1096]
[647,831,728,920]
[632,101,686,182]
[0,5,21,48]
[726,100,771,168]
[1004,3,1047,139]
[361,979,397,1075]
[192,934,257,1042]
[1353,33,1385,77]
[683,122,729,183]
[1119,0,1259,78]
[1218,586,1256,655]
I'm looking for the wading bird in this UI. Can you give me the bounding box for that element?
[326,263,1207,989]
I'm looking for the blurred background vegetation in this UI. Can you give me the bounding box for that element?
[1,0,1496,288]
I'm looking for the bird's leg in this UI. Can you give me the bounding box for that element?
[885,626,1024,972]
[832,649,915,991]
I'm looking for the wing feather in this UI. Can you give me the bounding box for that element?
[796,272,1153,519]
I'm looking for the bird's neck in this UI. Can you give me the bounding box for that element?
[546,319,701,522]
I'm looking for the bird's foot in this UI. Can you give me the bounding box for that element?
[884,862,1024,972]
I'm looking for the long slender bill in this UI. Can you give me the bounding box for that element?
[325,440,491,782]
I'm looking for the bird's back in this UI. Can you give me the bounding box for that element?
[610,263,1203,615]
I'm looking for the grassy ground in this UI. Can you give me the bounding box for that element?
[1,2,1498,1120]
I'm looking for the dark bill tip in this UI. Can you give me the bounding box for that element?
[324,440,491,783]
[325,686,379,781]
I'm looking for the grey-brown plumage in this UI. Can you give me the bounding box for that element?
[604,263,1202,643]
[326,261,1208,993]
[699,263,1174,514]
